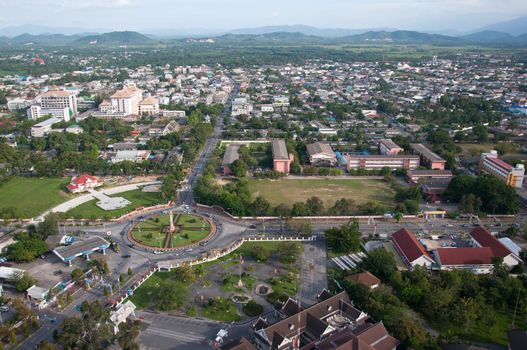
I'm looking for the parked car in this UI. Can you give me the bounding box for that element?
[122,254,131,258]
[0,306,9,312]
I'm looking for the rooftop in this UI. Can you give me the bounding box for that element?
[271,139,289,160]
[410,143,446,163]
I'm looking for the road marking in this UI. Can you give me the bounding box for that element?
[144,326,206,342]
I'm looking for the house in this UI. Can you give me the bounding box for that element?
[253,290,398,350]
[26,285,50,309]
[110,300,137,334]
[306,142,337,166]
[66,174,103,193]
[346,271,381,289]
[272,140,293,174]
[378,139,403,155]
[410,144,446,170]
[220,337,256,350]
[148,120,180,136]
[422,178,451,203]
[392,228,435,270]
[111,150,149,163]
[222,145,240,175]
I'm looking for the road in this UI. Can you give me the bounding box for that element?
[177,85,238,206]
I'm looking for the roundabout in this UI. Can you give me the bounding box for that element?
[129,211,215,251]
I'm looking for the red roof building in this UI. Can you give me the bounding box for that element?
[66,174,103,193]
[391,228,435,270]
[469,227,522,268]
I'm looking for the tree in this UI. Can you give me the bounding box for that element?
[251,196,271,216]
[277,242,301,264]
[13,271,37,292]
[306,196,325,215]
[36,213,59,239]
[6,235,48,262]
[71,268,84,285]
[329,198,356,216]
[394,212,403,223]
[291,202,310,216]
[250,245,270,262]
[361,248,396,280]
[325,221,361,254]
[117,320,141,350]
[229,159,247,178]
[157,281,188,311]
[459,194,482,214]
[55,301,115,349]
[160,174,178,201]
[286,220,312,235]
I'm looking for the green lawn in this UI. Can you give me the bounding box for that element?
[128,270,179,309]
[0,177,71,218]
[202,297,241,322]
[66,189,162,219]
[248,178,395,208]
[130,213,211,248]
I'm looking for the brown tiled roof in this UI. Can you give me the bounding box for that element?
[470,227,513,257]
[392,228,432,263]
[355,322,399,350]
[221,337,257,350]
[346,272,381,288]
[435,247,495,266]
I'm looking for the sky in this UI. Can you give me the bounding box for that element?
[0,0,526,33]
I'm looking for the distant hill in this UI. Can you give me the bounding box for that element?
[213,31,325,44]
[9,33,81,45]
[73,31,154,45]
[477,16,527,36]
[227,25,396,38]
[341,30,463,44]
[461,30,515,44]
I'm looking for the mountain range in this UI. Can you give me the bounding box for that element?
[1,26,527,47]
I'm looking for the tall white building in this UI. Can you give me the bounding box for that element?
[40,90,78,115]
[28,89,78,121]
[109,86,143,115]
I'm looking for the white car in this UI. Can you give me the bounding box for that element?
[0,306,9,312]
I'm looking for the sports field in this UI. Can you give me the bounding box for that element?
[0,177,71,218]
[248,178,395,207]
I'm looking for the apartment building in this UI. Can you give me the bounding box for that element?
[345,155,420,171]
[109,86,143,115]
[410,143,446,170]
[480,150,525,188]
[138,96,160,116]
[40,90,78,115]
[378,139,403,155]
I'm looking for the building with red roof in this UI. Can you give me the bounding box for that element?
[66,174,103,193]
[433,247,496,274]
[469,227,522,268]
[480,150,525,188]
[391,228,435,270]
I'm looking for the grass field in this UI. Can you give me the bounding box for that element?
[131,213,211,248]
[66,189,162,219]
[248,178,395,207]
[0,177,71,218]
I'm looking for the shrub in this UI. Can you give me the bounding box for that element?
[266,292,288,305]
[243,300,263,317]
